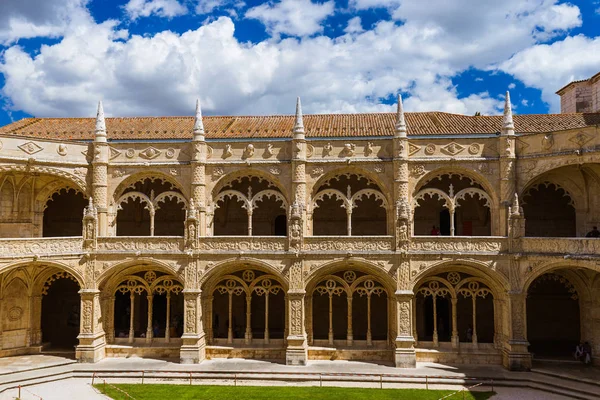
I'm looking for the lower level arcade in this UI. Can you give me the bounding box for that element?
[0,262,598,369]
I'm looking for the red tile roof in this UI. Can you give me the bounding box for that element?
[1,112,599,141]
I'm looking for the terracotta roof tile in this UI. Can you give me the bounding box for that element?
[1,112,599,141]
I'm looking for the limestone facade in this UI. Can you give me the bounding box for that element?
[0,95,599,371]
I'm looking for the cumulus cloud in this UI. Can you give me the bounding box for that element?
[124,0,188,19]
[0,16,507,119]
[246,0,335,37]
[497,35,600,112]
[0,0,92,44]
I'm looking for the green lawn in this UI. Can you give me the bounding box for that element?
[95,384,494,400]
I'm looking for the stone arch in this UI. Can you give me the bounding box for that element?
[112,171,187,202]
[113,175,187,237]
[311,166,391,202]
[412,170,497,236]
[413,266,501,349]
[0,260,85,291]
[201,259,288,345]
[520,166,584,237]
[310,169,390,236]
[211,173,289,236]
[212,169,289,201]
[306,259,393,349]
[102,262,185,344]
[201,258,288,292]
[411,261,508,296]
[305,258,395,295]
[414,167,497,203]
[522,260,600,295]
[98,259,182,292]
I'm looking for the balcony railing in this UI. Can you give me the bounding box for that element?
[520,237,600,255]
[196,236,287,252]
[409,236,508,253]
[97,237,184,252]
[0,236,599,259]
[303,236,394,252]
[0,237,84,258]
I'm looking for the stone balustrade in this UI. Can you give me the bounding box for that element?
[520,237,600,255]
[303,236,393,252]
[0,237,84,258]
[97,237,184,253]
[409,236,508,254]
[2,236,600,259]
[197,236,287,252]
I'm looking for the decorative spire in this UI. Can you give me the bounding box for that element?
[395,94,407,138]
[193,99,205,140]
[95,101,107,143]
[293,97,304,134]
[503,91,514,133]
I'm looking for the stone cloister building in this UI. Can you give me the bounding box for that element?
[0,89,599,371]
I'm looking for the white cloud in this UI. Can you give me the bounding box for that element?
[124,0,188,19]
[0,0,92,45]
[246,0,335,37]
[508,83,516,89]
[349,0,581,68]
[344,16,364,34]
[497,35,600,112]
[0,16,507,120]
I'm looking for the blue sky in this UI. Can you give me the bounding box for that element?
[1,0,599,127]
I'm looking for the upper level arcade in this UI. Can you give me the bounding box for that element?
[0,95,599,259]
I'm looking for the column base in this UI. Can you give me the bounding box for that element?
[502,340,531,371]
[286,335,307,366]
[76,333,106,363]
[179,334,206,364]
[395,335,416,368]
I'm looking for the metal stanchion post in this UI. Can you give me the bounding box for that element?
[426,376,429,390]
[142,371,145,385]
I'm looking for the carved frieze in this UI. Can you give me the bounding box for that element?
[97,238,183,252]
[0,238,83,256]
[303,237,392,251]
[409,238,506,253]
[197,238,286,251]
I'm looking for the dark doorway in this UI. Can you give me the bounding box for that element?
[440,209,451,236]
[274,215,287,236]
[527,274,580,357]
[43,189,86,237]
[41,278,80,349]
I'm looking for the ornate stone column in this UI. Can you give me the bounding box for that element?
[180,288,206,363]
[290,97,306,251]
[191,100,208,236]
[286,261,308,365]
[29,294,43,346]
[92,101,109,236]
[503,290,531,371]
[394,257,416,368]
[499,92,516,236]
[76,289,106,362]
[451,297,459,349]
[393,95,410,250]
[180,257,205,363]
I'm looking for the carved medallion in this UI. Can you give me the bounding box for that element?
[57,144,68,156]
[468,143,481,155]
[165,148,176,159]
[8,306,23,321]
[139,146,162,160]
[18,141,43,155]
[109,147,121,160]
[408,142,421,156]
[440,142,465,156]
[424,144,436,155]
[125,148,135,158]
[570,131,593,147]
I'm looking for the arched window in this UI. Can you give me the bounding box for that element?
[413,174,491,236]
[212,176,287,236]
[310,270,388,347]
[115,178,186,236]
[523,182,576,237]
[208,269,285,344]
[311,173,387,236]
[415,272,495,348]
[43,188,87,237]
[112,270,184,343]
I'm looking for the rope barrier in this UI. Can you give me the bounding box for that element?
[436,382,485,400]
[18,385,44,400]
[101,379,137,400]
